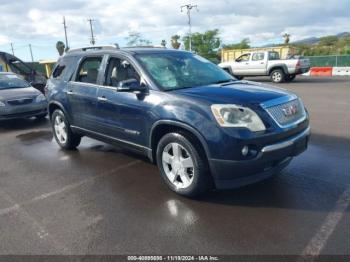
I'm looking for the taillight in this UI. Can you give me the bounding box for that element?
[296,60,301,69]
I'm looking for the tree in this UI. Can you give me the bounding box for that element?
[171,35,181,49]
[161,39,167,47]
[56,41,66,56]
[319,36,338,46]
[222,38,250,50]
[126,31,152,47]
[182,29,221,63]
[283,33,291,45]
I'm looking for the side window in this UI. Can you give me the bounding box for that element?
[105,57,140,87]
[76,57,102,84]
[252,53,265,61]
[268,52,280,60]
[236,53,250,62]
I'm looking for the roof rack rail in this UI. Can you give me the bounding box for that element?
[67,45,119,53]
[123,45,166,49]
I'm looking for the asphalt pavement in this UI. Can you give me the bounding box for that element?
[0,76,349,257]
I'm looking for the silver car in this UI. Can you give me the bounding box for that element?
[0,72,47,120]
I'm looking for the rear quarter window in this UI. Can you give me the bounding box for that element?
[52,64,66,79]
[51,56,79,81]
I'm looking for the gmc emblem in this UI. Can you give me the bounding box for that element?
[282,104,298,117]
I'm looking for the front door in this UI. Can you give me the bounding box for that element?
[95,56,150,146]
[66,56,103,130]
[232,53,251,75]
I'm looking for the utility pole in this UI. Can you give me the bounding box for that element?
[63,16,69,50]
[10,43,15,55]
[181,3,198,52]
[28,44,34,62]
[87,18,96,45]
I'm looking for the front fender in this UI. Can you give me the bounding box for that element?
[150,119,212,159]
[148,100,223,159]
[48,101,72,123]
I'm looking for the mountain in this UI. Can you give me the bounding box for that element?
[336,32,350,38]
[293,37,319,45]
[293,32,350,45]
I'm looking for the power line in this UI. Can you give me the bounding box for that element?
[87,18,96,45]
[181,3,198,52]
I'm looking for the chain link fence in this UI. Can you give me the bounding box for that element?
[305,55,350,67]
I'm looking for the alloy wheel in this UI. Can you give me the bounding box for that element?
[162,142,194,189]
[272,71,282,82]
[54,114,67,144]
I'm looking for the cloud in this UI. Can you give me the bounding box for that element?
[0,0,349,60]
[0,34,10,45]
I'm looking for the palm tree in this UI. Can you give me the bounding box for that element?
[161,40,167,47]
[171,35,181,49]
[56,41,65,56]
[283,33,291,45]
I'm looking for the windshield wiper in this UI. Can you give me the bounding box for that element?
[210,79,237,85]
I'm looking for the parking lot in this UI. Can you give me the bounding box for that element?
[0,76,350,256]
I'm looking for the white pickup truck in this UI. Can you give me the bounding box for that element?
[219,51,310,83]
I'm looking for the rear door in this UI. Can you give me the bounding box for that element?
[248,52,267,75]
[66,55,103,130]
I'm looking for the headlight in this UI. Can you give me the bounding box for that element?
[35,94,46,102]
[211,104,266,132]
[0,101,5,107]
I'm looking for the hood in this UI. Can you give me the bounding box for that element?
[171,80,292,106]
[0,87,40,101]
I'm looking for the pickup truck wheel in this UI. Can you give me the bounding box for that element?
[270,69,285,83]
[156,132,212,197]
[285,74,296,82]
[52,109,81,150]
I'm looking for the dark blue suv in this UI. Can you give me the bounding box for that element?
[46,46,310,197]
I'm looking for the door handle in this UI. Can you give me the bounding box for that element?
[97,96,108,102]
[261,62,265,64]
[66,90,74,95]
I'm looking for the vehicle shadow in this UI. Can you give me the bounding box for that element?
[0,117,49,133]
[70,131,350,213]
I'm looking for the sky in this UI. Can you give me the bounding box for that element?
[0,0,349,62]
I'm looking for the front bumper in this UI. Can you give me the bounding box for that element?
[0,104,47,120]
[209,126,310,189]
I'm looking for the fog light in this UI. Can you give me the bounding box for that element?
[242,146,249,156]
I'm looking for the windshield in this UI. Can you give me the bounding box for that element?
[0,74,30,90]
[135,52,234,91]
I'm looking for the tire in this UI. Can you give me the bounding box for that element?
[270,69,285,83]
[156,132,212,197]
[285,74,296,82]
[51,109,81,150]
[222,68,232,75]
[222,68,243,80]
[234,75,244,80]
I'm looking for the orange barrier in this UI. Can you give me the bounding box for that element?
[309,67,333,76]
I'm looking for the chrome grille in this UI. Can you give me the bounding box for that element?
[265,99,306,127]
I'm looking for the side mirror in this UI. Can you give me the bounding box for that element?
[117,79,147,93]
